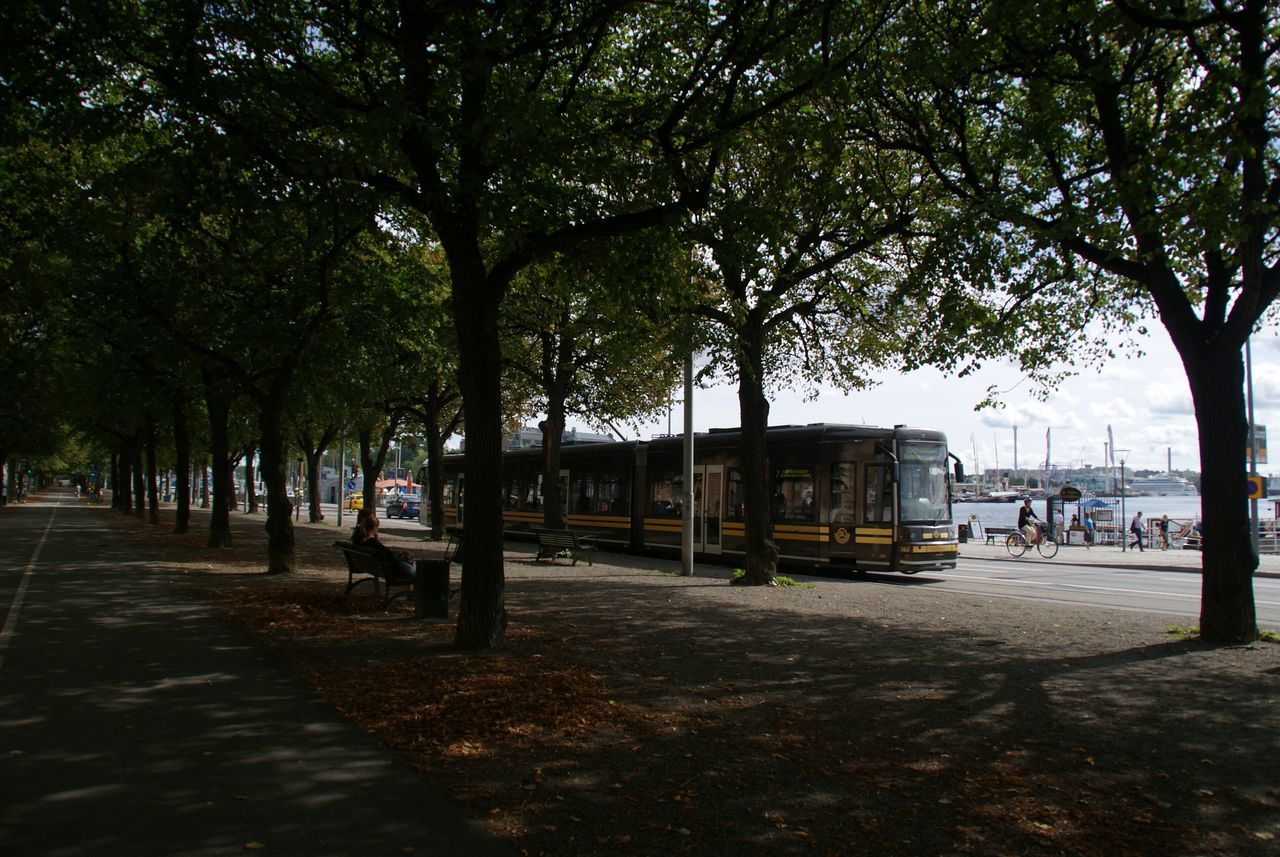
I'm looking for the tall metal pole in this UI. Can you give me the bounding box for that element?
[1247,336,1259,554]
[681,352,694,577]
[1120,457,1127,552]
[337,437,345,529]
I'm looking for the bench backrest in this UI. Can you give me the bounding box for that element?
[335,541,394,574]
[537,529,578,546]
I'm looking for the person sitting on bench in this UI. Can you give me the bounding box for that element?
[353,514,415,580]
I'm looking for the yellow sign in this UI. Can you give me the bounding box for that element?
[833,527,851,545]
[1248,474,1267,500]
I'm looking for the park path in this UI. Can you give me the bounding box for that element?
[0,486,511,857]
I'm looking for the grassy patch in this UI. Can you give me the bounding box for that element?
[1167,624,1280,644]
[730,569,815,589]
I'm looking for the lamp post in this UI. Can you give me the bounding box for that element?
[1247,336,1260,555]
[681,351,694,577]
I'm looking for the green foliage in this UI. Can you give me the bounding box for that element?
[731,569,814,589]
[1168,625,1280,645]
[503,234,688,434]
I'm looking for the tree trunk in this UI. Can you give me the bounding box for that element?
[113,448,129,513]
[422,390,453,541]
[199,457,209,508]
[300,429,335,524]
[173,396,191,534]
[245,443,259,514]
[451,267,507,650]
[1185,346,1258,644]
[540,400,566,530]
[736,318,778,585]
[131,436,146,518]
[145,417,160,524]
[258,399,296,575]
[358,428,387,515]
[204,372,233,548]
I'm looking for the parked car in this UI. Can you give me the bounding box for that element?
[386,493,421,519]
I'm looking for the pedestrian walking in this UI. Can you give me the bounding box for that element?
[1129,511,1145,551]
[1158,514,1171,550]
[1083,513,1095,549]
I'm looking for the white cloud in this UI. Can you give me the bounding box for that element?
[561,324,1280,474]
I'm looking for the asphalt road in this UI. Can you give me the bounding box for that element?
[935,556,1280,625]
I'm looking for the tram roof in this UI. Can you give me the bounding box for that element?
[643,423,947,451]
[443,423,948,464]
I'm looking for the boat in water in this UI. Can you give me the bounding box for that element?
[1129,474,1199,496]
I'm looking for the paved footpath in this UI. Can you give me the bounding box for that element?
[0,489,512,857]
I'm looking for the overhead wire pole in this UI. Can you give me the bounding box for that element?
[337,435,345,529]
[681,351,694,577]
[1247,336,1259,554]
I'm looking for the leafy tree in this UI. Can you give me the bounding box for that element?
[690,89,961,585]
[503,238,687,529]
[865,0,1279,643]
[99,0,894,648]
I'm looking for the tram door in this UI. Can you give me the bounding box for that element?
[559,470,570,522]
[693,465,724,554]
[456,474,465,525]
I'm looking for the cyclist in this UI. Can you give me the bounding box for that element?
[1017,499,1042,546]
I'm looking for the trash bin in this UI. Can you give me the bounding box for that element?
[958,523,969,543]
[415,559,450,619]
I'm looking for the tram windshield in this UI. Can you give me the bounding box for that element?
[898,441,951,524]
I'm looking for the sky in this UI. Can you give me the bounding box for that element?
[569,324,1280,476]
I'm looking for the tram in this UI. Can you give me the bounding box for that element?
[427,423,962,574]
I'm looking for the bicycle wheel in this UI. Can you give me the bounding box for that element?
[1037,537,1059,559]
[1006,533,1028,557]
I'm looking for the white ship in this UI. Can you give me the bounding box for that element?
[1129,474,1199,496]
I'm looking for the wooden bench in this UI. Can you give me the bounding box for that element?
[533,528,597,566]
[983,526,1017,545]
[334,541,414,610]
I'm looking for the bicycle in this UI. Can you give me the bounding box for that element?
[1005,526,1059,558]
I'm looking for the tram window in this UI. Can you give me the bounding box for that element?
[442,475,457,507]
[598,471,627,514]
[727,469,744,519]
[573,475,595,513]
[526,473,542,508]
[772,467,816,522]
[864,464,892,523]
[649,472,683,517]
[830,463,856,522]
[503,477,523,510]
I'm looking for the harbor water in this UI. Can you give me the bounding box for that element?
[957,494,1206,531]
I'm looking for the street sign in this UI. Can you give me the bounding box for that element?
[346,480,356,490]
[1247,474,1266,500]
[1250,424,1268,465]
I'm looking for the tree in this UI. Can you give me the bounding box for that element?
[503,239,687,530]
[689,92,953,585]
[867,0,1279,642]
[126,0,890,648]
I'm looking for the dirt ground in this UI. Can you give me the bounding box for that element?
[104,509,1280,856]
